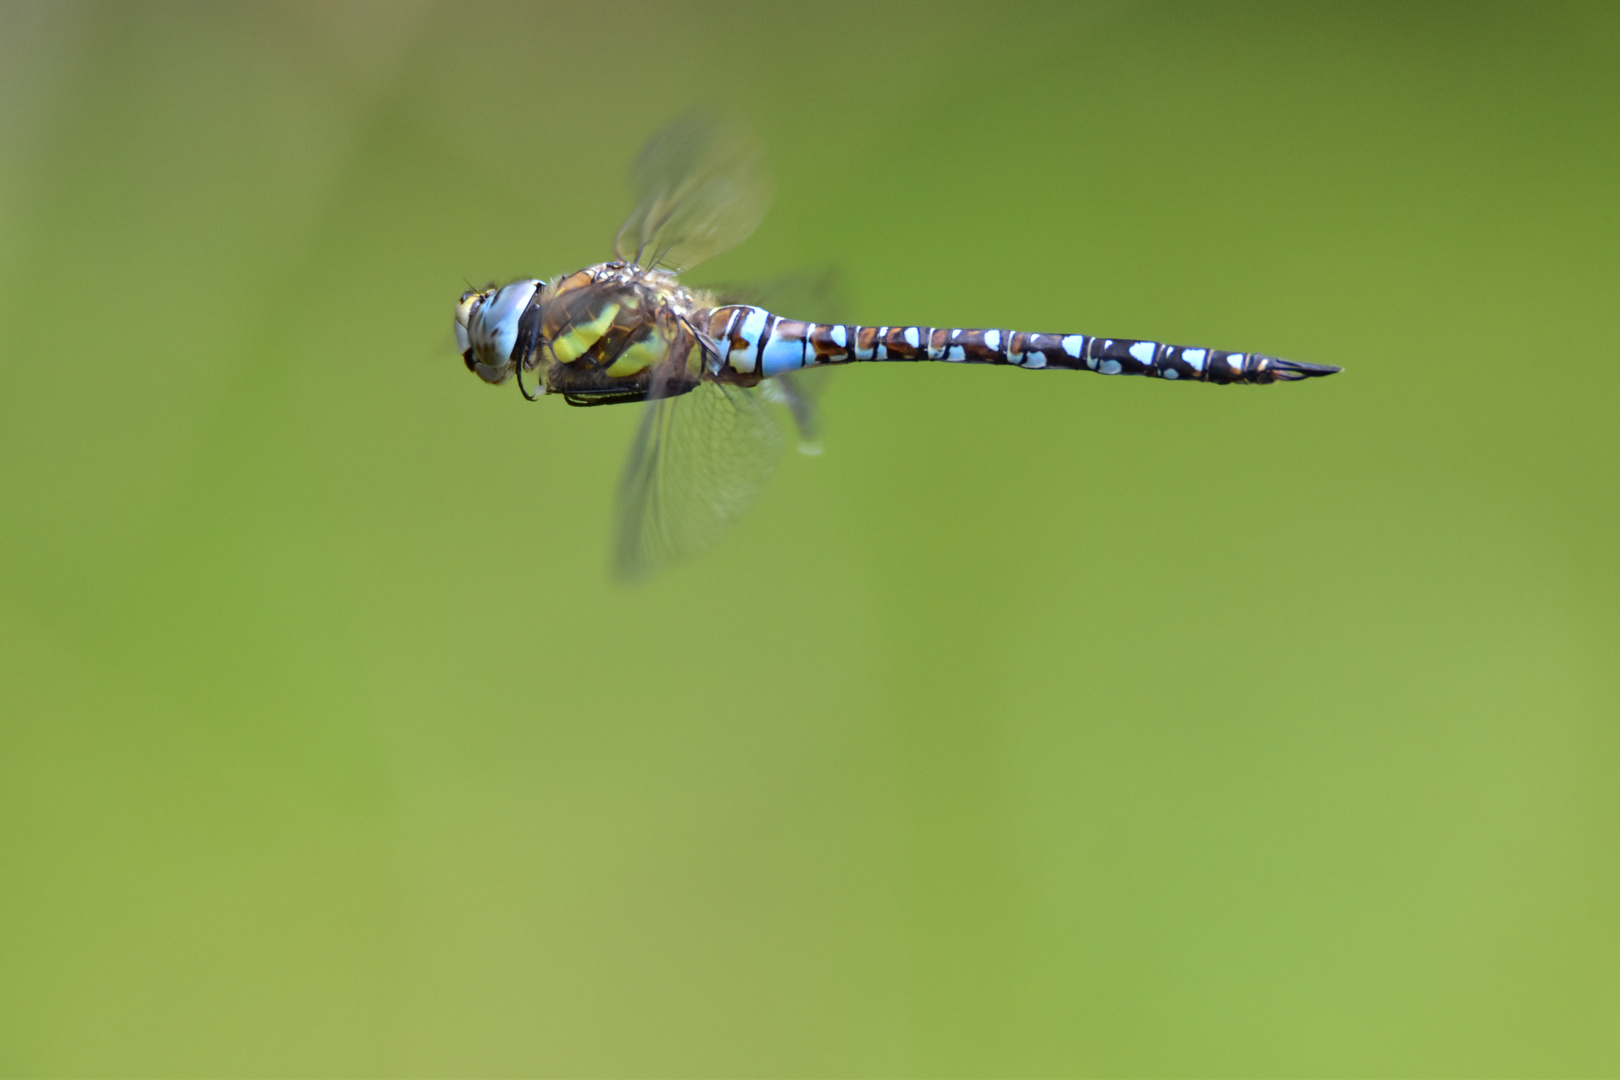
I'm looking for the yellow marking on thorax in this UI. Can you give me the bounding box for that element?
[605,332,665,377]
[550,302,621,363]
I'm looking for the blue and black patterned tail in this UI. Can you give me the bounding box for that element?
[701,305,1340,386]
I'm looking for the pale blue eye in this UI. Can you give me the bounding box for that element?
[474,280,539,362]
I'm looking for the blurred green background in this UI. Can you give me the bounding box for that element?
[2,1,1617,1075]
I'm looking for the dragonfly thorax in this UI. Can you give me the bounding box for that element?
[455,262,718,405]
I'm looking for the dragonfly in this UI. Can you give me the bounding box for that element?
[455,115,1340,581]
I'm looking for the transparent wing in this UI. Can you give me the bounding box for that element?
[705,267,848,323]
[613,381,783,582]
[708,267,844,448]
[761,370,827,449]
[613,112,769,273]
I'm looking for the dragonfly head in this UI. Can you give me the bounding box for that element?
[456,280,541,386]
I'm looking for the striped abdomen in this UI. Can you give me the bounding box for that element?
[701,305,1337,385]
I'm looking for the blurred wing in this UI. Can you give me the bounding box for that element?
[762,369,827,448]
[708,267,845,448]
[613,381,783,582]
[613,112,769,273]
[706,267,848,324]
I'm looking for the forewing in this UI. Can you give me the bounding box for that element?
[613,381,783,582]
[613,112,769,273]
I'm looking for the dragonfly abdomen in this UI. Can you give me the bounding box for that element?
[702,305,1337,385]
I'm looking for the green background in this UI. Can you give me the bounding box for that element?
[2,1,1617,1075]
